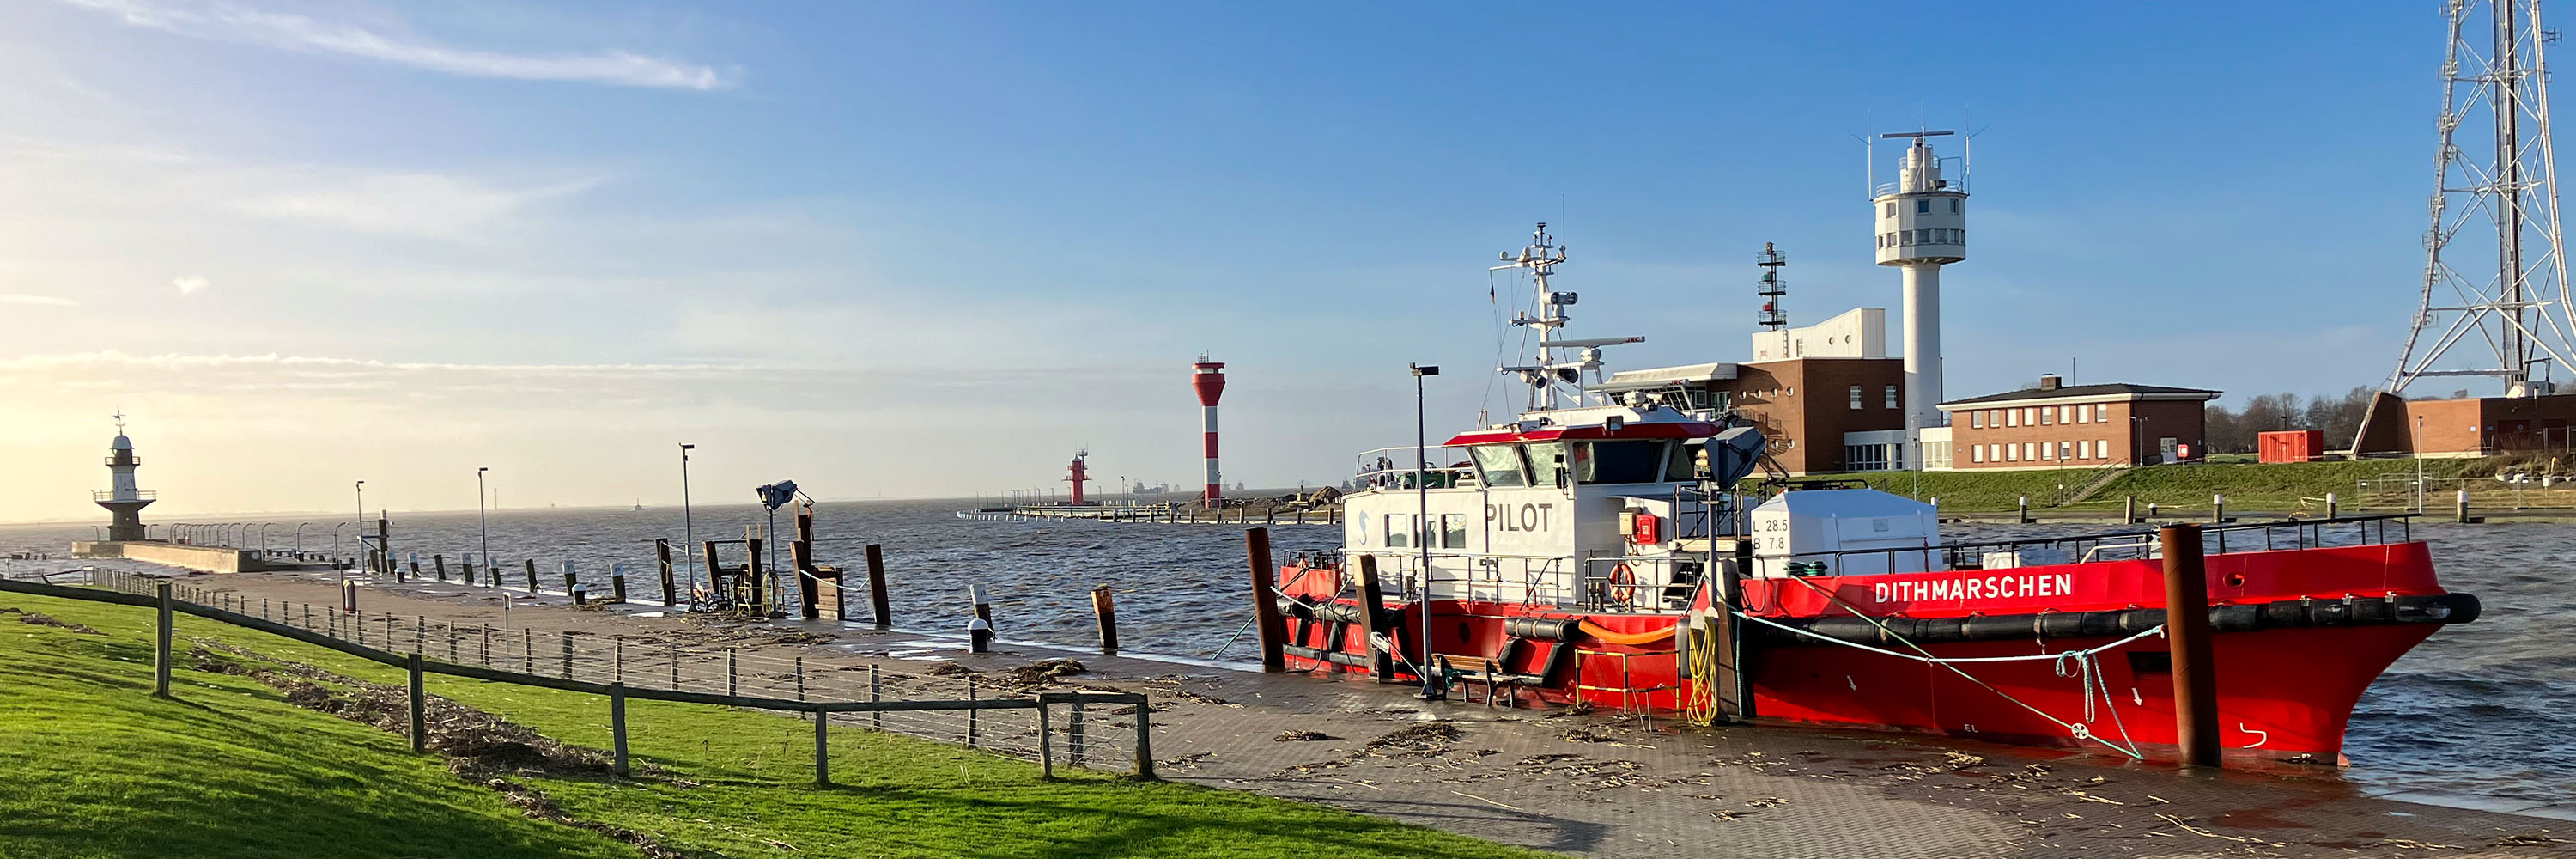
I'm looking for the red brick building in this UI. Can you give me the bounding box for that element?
[1597,357,1907,474]
[2354,391,2576,456]
[1936,375,2218,470]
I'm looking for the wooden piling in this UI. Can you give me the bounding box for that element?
[407,652,427,752]
[1353,555,1393,681]
[866,544,891,628]
[611,566,629,604]
[524,558,538,594]
[154,582,173,699]
[610,682,629,777]
[461,557,476,586]
[2123,496,2138,525]
[1133,696,1156,779]
[2160,524,2220,768]
[793,516,819,621]
[745,536,766,612]
[433,553,447,582]
[655,539,677,606]
[1091,586,1119,655]
[1036,699,1054,779]
[1245,527,1285,673]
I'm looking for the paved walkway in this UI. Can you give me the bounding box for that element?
[169,570,2574,858]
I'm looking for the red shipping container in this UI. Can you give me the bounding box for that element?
[2258,430,2324,463]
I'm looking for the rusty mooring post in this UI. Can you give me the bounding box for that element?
[1091,585,1119,655]
[655,539,677,606]
[1246,527,1285,673]
[2160,523,2220,768]
[866,543,891,628]
[1353,555,1393,681]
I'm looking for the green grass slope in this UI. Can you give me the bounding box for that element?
[1807,458,2494,513]
[0,594,1550,859]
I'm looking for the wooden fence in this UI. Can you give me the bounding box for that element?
[0,575,1154,783]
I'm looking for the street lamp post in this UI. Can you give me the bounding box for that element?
[680,443,697,600]
[1409,362,1442,700]
[352,480,366,580]
[477,466,491,576]
[295,522,310,557]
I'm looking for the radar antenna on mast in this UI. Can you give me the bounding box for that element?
[1491,222,1641,412]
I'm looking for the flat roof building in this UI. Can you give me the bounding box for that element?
[1937,375,2219,471]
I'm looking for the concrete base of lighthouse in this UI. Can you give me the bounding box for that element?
[100,500,151,541]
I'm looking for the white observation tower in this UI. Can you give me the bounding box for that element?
[1873,131,1969,442]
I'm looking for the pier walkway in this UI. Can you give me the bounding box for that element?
[151,569,2575,858]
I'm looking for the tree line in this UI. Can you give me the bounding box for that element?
[2204,387,2377,454]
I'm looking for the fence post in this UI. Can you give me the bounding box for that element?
[523,629,533,673]
[1037,699,1054,779]
[1133,696,1155,779]
[614,637,625,685]
[1069,700,1086,767]
[814,708,830,787]
[866,544,891,628]
[668,643,680,690]
[727,649,738,698]
[414,616,425,653]
[610,682,629,777]
[407,652,427,752]
[153,582,173,699]
[481,624,492,666]
[560,631,574,679]
[795,655,806,707]
[966,677,979,747]
[868,664,883,730]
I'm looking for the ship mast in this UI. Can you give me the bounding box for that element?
[1492,222,1640,413]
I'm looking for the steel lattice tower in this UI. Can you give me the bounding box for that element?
[2383,0,2576,402]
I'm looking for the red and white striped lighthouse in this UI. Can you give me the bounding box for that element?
[1191,356,1226,507]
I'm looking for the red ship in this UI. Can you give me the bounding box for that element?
[1264,225,2478,763]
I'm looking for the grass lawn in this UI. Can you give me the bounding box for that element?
[0,592,1552,859]
[1807,457,2497,513]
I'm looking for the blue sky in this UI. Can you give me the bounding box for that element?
[0,2,2495,519]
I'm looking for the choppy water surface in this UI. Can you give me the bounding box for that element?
[3,503,2565,802]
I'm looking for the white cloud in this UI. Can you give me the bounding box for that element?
[59,0,733,90]
[0,295,80,307]
[171,275,209,295]
[237,173,598,239]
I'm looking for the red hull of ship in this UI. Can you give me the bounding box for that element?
[1275,541,2453,761]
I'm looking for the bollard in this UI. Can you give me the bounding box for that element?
[967,584,994,654]
[2325,492,2339,520]
[2016,496,2032,524]
[2213,493,2227,523]
[611,564,629,604]
[2148,502,2160,518]
[2455,489,2476,524]
[1091,586,1119,655]
[525,559,538,594]
[562,560,577,598]
[343,580,359,614]
[2123,495,2138,525]
[866,544,892,629]
[572,583,587,606]
[1245,527,1285,673]
[2160,524,2220,768]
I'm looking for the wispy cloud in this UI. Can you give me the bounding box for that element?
[0,295,80,307]
[61,0,734,90]
[171,275,208,295]
[238,173,599,239]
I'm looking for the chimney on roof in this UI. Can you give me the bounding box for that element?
[2038,374,2063,391]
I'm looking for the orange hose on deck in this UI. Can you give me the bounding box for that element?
[1577,620,1674,646]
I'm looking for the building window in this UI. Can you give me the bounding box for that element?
[2024,442,2037,460]
[2024,407,2038,426]
[1849,385,1863,410]
[2075,406,2089,424]
[1886,201,1897,216]
[1949,198,1960,214]
[1971,411,1984,429]
[2061,405,2075,423]
[2095,404,2110,422]
[2005,444,2018,462]
[2006,410,2019,428]
[1884,385,1899,408]
[1971,444,1985,463]
[2100,438,2111,460]
[1902,232,1913,246]
[1916,199,1930,214]
[2060,441,2072,460]
[2040,442,2053,460]
[2039,408,2053,425]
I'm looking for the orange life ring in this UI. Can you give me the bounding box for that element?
[1607,562,1639,608]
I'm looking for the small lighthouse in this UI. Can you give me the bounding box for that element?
[94,411,155,541]
[1192,356,1226,507]
[1064,450,1091,505]
[1873,131,1968,442]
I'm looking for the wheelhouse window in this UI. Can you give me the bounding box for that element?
[1662,441,1696,482]
[1468,445,1529,488]
[1575,440,1665,484]
[1527,442,1569,488]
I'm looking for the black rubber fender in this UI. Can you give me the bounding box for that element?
[1504,617,1582,641]
[2394,592,2482,624]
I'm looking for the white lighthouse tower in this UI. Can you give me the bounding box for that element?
[1873,131,1968,442]
[94,411,155,541]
